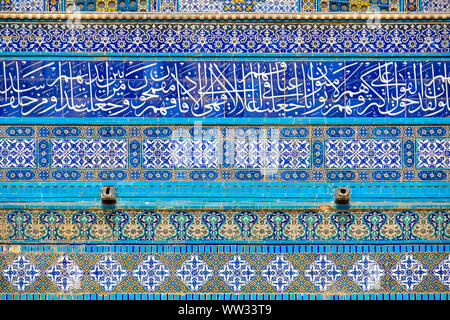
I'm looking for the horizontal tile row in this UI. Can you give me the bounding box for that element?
[0,125,448,182]
[1,208,449,241]
[0,248,449,294]
[1,292,448,300]
[1,22,449,54]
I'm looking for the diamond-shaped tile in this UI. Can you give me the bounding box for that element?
[391,254,428,291]
[304,255,342,291]
[90,254,127,291]
[262,255,299,292]
[432,254,450,288]
[219,255,255,291]
[2,255,40,291]
[46,254,83,291]
[133,255,171,291]
[176,255,213,292]
[347,255,385,291]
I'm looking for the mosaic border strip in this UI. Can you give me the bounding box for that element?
[1,208,449,242]
[0,125,447,182]
[0,22,448,54]
[2,0,445,13]
[0,244,448,296]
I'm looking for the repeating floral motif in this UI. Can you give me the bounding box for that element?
[90,254,127,291]
[2,255,40,291]
[2,208,447,242]
[261,255,299,291]
[51,139,128,169]
[1,249,449,294]
[347,255,384,291]
[219,255,256,291]
[133,255,171,291]
[0,125,446,182]
[45,254,83,291]
[422,0,449,12]
[176,255,213,291]
[304,255,342,291]
[390,253,428,291]
[0,139,36,168]
[0,22,448,54]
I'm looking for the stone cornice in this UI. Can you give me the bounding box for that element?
[0,12,448,22]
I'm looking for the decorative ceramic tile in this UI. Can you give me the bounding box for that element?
[12,0,43,11]
[0,125,447,182]
[132,255,171,291]
[0,139,36,168]
[2,255,40,291]
[422,0,449,12]
[176,255,213,291]
[51,139,128,169]
[1,245,448,297]
[261,255,299,291]
[0,22,448,54]
[347,255,384,291]
[45,254,84,291]
[90,254,127,291]
[391,253,428,291]
[219,255,256,291]
[304,255,342,291]
[3,208,448,242]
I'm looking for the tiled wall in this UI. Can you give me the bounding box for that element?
[0,124,447,183]
[0,12,448,300]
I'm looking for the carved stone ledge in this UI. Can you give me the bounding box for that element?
[0,12,448,21]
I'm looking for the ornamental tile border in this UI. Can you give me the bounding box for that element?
[0,22,448,54]
[0,244,449,295]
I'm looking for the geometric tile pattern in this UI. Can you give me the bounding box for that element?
[45,254,83,291]
[219,255,255,291]
[176,255,213,291]
[90,254,127,291]
[132,255,171,291]
[433,255,450,289]
[347,255,384,291]
[0,125,447,182]
[2,255,40,291]
[51,139,128,169]
[261,255,299,292]
[325,139,402,169]
[1,246,449,296]
[304,255,342,291]
[1,208,449,242]
[391,253,428,291]
[0,139,36,168]
[1,60,448,119]
[422,0,449,12]
[417,139,450,168]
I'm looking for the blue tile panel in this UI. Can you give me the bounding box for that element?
[0,22,449,54]
[0,125,447,182]
[0,60,449,118]
[0,244,448,298]
[1,208,449,242]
